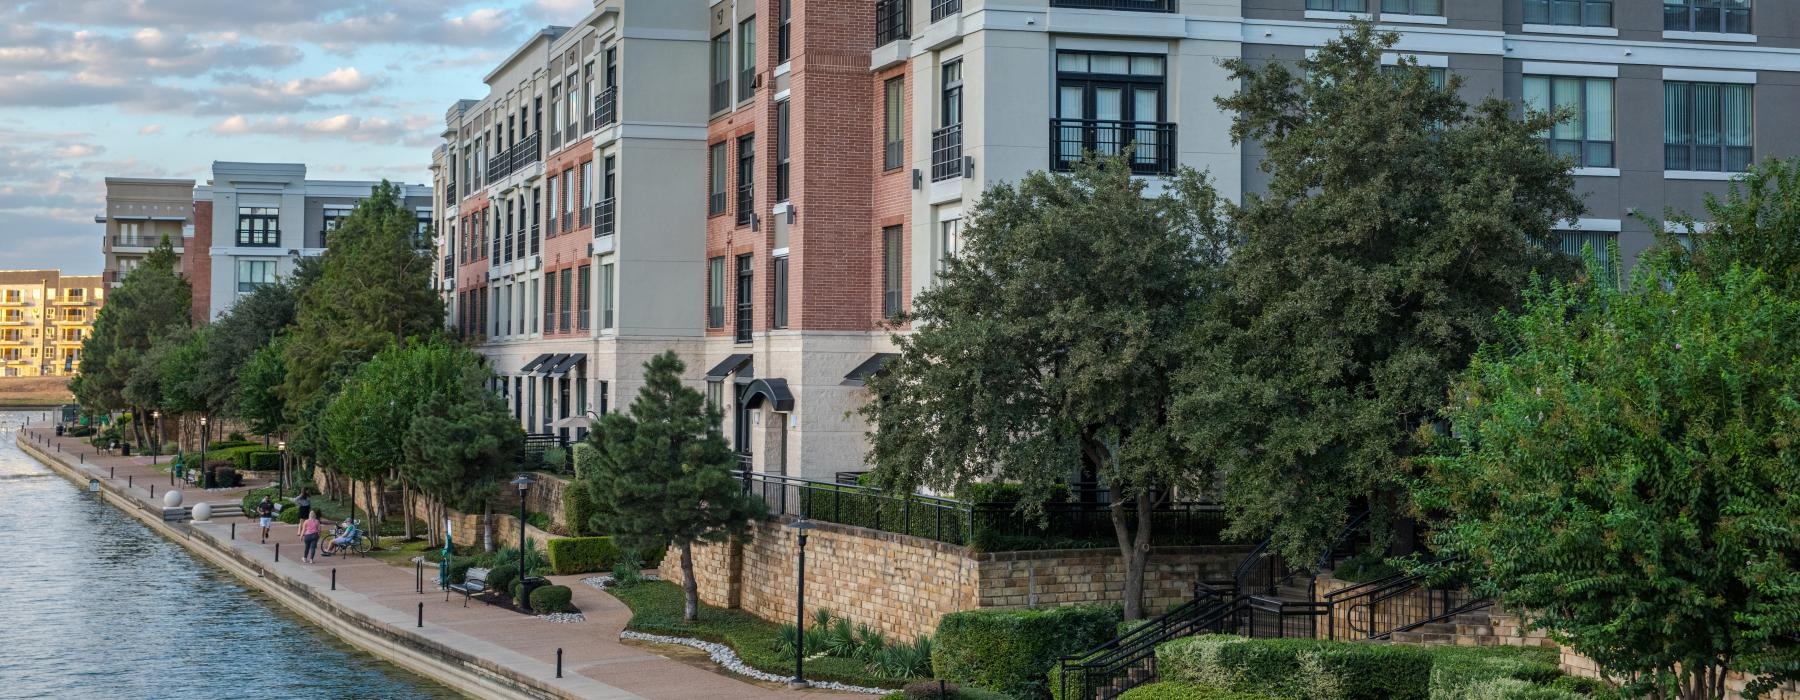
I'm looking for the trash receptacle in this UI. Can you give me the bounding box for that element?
[55,425,64,436]
[120,443,131,456]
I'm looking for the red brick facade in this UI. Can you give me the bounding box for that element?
[185,200,213,324]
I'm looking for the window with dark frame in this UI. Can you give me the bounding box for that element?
[1052,51,1173,175]
[1665,81,1753,172]
[1380,0,1440,16]
[1524,75,1614,169]
[738,17,757,103]
[882,226,903,317]
[559,268,573,333]
[708,256,726,328]
[884,77,905,170]
[735,253,753,343]
[1306,0,1367,10]
[932,60,964,181]
[1664,0,1750,34]
[579,264,593,331]
[777,0,791,64]
[772,256,788,329]
[709,143,728,215]
[236,207,280,246]
[736,134,755,226]
[599,262,614,330]
[775,101,791,202]
[1523,0,1612,26]
[711,31,731,112]
[236,259,277,293]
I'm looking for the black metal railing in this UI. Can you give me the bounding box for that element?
[1234,511,1368,598]
[1051,0,1178,11]
[932,0,962,21]
[736,183,754,226]
[520,432,572,474]
[1050,119,1177,175]
[512,133,541,172]
[876,0,910,46]
[442,256,453,279]
[741,471,974,546]
[596,86,617,127]
[1322,561,1490,641]
[491,149,515,180]
[595,198,615,237]
[972,500,1231,551]
[735,296,753,343]
[446,179,456,200]
[529,224,540,256]
[931,124,963,181]
[1057,588,1239,700]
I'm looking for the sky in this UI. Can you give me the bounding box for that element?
[0,0,594,275]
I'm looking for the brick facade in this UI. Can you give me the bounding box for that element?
[185,200,213,324]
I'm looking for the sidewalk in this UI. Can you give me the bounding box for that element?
[18,423,860,700]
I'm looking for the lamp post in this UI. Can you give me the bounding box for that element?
[277,440,288,497]
[198,415,208,487]
[787,518,816,689]
[511,473,535,605]
[150,410,160,463]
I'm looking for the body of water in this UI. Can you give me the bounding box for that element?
[0,410,462,699]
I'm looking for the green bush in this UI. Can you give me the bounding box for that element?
[1155,635,1432,700]
[571,441,599,478]
[1117,682,1281,700]
[213,467,243,488]
[547,536,621,575]
[248,450,281,472]
[525,511,552,531]
[1331,552,1401,583]
[933,605,1120,700]
[279,507,301,524]
[531,585,574,614]
[877,637,936,682]
[227,431,246,442]
[488,563,520,596]
[563,480,600,536]
[894,680,1014,700]
[1427,647,1565,700]
[209,440,256,450]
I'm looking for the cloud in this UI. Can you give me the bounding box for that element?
[0,24,301,78]
[51,144,103,159]
[196,66,386,113]
[206,113,429,145]
[138,124,163,135]
[283,67,380,96]
[524,0,592,21]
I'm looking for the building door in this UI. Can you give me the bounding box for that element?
[733,383,753,471]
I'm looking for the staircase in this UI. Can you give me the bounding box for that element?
[1388,606,1497,646]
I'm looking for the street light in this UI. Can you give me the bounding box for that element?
[150,410,160,464]
[511,473,535,607]
[787,517,817,689]
[198,415,208,489]
[277,440,287,497]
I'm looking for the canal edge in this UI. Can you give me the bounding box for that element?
[17,436,614,700]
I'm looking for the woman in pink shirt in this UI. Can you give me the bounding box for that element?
[299,511,322,563]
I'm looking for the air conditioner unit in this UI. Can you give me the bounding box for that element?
[530,255,542,270]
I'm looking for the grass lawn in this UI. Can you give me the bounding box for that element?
[606,579,897,689]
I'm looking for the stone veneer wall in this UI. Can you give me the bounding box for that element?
[659,516,1251,640]
[1560,649,1800,700]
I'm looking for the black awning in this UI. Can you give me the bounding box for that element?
[742,378,795,412]
[840,353,900,387]
[704,353,753,383]
[545,353,587,378]
[519,353,554,374]
[532,353,570,376]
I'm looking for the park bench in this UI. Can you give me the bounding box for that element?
[449,567,491,607]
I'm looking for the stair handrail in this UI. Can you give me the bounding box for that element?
[1313,510,1372,572]
[1055,585,1241,700]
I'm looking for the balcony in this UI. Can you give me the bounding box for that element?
[931,0,961,22]
[490,150,516,180]
[931,124,964,182]
[1050,118,1177,175]
[0,296,24,306]
[595,198,616,238]
[1050,0,1178,10]
[0,317,28,325]
[111,235,175,249]
[512,133,541,172]
[596,87,618,128]
[876,0,910,46]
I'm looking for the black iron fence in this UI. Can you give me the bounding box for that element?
[742,471,973,545]
[596,86,618,127]
[931,124,964,181]
[1051,119,1177,175]
[1322,560,1490,641]
[1051,0,1179,11]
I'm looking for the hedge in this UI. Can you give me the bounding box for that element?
[531,585,574,614]
[879,681,1015,700]
[208,440,257,450]
[248,450,281,472]
[488,563,520,598]
[1156,635,1433,700]
[562,481,600,536]
[547,536,621,575]
[1426,647,1593,700]
[933,605,1120,700]
[1117,682,1282,700]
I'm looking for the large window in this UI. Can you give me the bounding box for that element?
[777,0,791,64]
[562,168,575,231]
[737,135,755,226]
[1524,76,1614,169]
[1664,0,1750,34]
[543,267,557,333]
[558,268,573,333]
[884,78,905,170]
[579,264,594,331]
[1053,51,1172,174]
[775,101,791,202]
[738,17,757,103]
[709,143,728,215]
[598,263,614,331]
[547,175,559,233]
[735,254,753,343]
[1559,230,1616,273]
[882,226,903,317]
[580,160,594,227]
[236,207,279,246]
[772,256,788,329]
[1524,0,1612,26]
[708,256,726,328]
[1665,81,1753,172]
[932,60,964,182]
[1380,0,1440,15]
[1307,0,1367,10]
[938,218,961,272]
[237,259,277,293]
[711,31,731,112]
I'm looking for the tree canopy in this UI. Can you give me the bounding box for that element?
[73,235,192,413]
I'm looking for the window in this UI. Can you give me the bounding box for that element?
[547,176,558,232]
[236,207,280,246]
[599,263,614,330]
[777,0,791,64]
[1053,51,1172,174]
[529,188,540,256]
[933,60,964,181]
[1380,0,1439,14]
[581,161,594,228]
[735,254,753,343]
[1664,0,1750,34]
[882,226,903,317]
[1524,76,1614,168]
[559,268,573,333]
[937,218,962,272]
[529,278,539,334]
[1524,0,1612,26]
[236,260,277,293]
[708,257,726,328]
[711,31,731,112]
[1665,81,1753,172]
[709,143,728,215]
[544,268,556,332]
[1559,230,1617,273]
[62,328,82,342]
[884,78,905,170]
[737,135,755,226]
[772,256,788,329]
[738,17,757,103]
[775,101,791,202]
[580,264,594,331]
[1307,0,1367,10]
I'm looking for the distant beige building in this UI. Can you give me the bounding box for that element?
[0,270,104,377]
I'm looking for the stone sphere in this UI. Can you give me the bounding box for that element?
[191,502,212,522]
[163,489,183,508]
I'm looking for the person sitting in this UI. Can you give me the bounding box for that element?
[322,519,358,557]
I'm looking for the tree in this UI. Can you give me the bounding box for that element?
[199,280,296,417]
[405,350,521,548]
[858,157,1231,619]
[73,235,192,445]
[1649,158,1800,293]
[585,352,768,620]
[235,336,288,439]
[1414,264,1800,700]
[1175,23,1584,563]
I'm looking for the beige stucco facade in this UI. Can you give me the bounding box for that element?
[0,270,104,377]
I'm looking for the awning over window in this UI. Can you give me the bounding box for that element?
[742,378,795,412]
[532,353,570,376]
[840,353,899,387]
[704,353,753,383]
[545,353,586,378]
[519,353,554,374]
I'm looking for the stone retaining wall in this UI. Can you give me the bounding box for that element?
[1560,649,1800,700]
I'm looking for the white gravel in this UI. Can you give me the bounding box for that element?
[539,612,586,624]
[618,631,893,695]
[580,573,659,589]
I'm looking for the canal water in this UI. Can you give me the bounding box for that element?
[0,411,462,699]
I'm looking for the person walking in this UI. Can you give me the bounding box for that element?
[299,511,322,564]
[257,495,276,540]
[294,490,312,521]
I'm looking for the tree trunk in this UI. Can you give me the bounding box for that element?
[402,483,414,541]
[482,502,494,552]
[680,542,699,621]
[1109,490,1155,620]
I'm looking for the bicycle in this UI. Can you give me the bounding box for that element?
[323,521,376,556]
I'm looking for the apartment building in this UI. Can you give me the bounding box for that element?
[438,2,710,442]
[192,162,432,320]
[96,178,195,288]
[440,0,1798,480]
[0,270,104,377]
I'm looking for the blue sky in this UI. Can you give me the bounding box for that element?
[0,0,591,274]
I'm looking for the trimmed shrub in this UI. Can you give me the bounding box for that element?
[563,480,600,536]
[278,507,301,524]
[571,441,599,478]
[1155,635,1432,700]
[209,440,256,450]
[1117,682,1281,700]
[1428,647,1565,700]
[897,680,1014,700]
[933,605,1120,700]
[248,450,281,472]
[547,536,621,575]
[213,467,243,488]
[531,585,574,614]
[227,431,246,442]
[488,563,520,597]
[447,560,478,585]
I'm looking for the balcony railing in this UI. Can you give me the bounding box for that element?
[1050,118,1178,175]
[931,124,964,182]
[931,0,962,22]
[736,183,754,226]
[735,299,753,343]
[1050,0,1178,10]
[112,235,170,248]
[490,150,515,180]
[442,256,453,279]
[595,198,616,238]
[446,180,456,200]
[876,0,910,46]
[596,86,618,127]
[511,132,541,172]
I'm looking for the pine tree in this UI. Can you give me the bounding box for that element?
[585,351,768,620]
